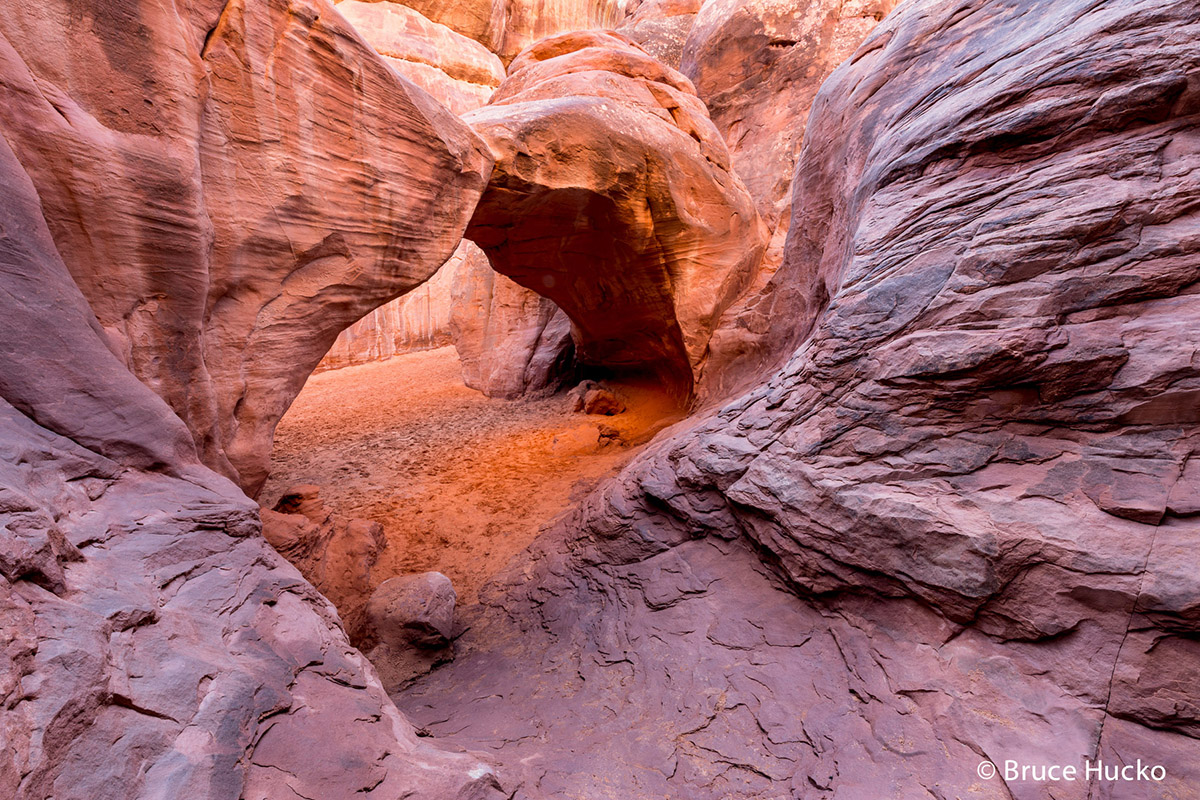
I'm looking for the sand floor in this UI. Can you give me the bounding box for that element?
[261,346,682,603]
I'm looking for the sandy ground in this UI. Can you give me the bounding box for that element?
[262,346,683,603]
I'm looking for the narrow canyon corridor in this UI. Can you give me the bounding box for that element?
[262,346,683,604]
[3,0,1199,799]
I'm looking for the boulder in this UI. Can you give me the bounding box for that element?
[367,572,458,649]
[465,31,766,398]
[569,382,628,416]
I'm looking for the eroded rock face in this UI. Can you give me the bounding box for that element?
[336,0,506,114]
[682,0,892,228]
[449,242,576,398]
[350,0,636,63]
[499,0,636,62]
[465,31,766,397]
[0,0,492,496]
[681,0,894,396]
[318,257,457,372]
[321,3,503,377]
[328,0,576,389]
[382,0,512,54]
[0,117,501,799]
[261,485,389,641]
[618,0,701,69]
[396,0,1200,796]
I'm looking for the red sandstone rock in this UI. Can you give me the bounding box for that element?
[318,256,457,371]
[0,100,502,800]
[6,1,1200,799]
[0,0,492,496]
[261,485,389,642]
[681,0,894,397]
[569,382,628,415]
[618,0,700,68]
[0,1,503,797]
[448,242,576,398]
[465,31,766,397]
[397,1,1200,797]
[351,0,635,64]
[322,4,502,376]
[367,572,458,649]
[336,0,506,114]
[384,0,511,54]
[499,0,634,62]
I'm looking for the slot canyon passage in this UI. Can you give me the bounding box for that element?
[2,2,1200,800]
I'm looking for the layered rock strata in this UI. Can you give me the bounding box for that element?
[618,0,701,69]
[261,486,388,641]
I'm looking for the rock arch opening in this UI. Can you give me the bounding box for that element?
[258,296,689,660]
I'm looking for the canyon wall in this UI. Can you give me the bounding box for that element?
[336,0,508,113]
[681,0,896,396]
[0,0,491,496]
[398,0,1200,797]
[616,0,701,68]
[449,244,577,398]
[0,1,503,798]
[322,0,894,401]
[321,1,499,376]
[318,257,458,372]
[4,0,1199,798]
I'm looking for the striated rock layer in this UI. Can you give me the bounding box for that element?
[398,0,1200,797]
[465,31,766,397]
[0,0,492,496]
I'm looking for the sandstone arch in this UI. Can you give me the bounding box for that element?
[464,31,766,398]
